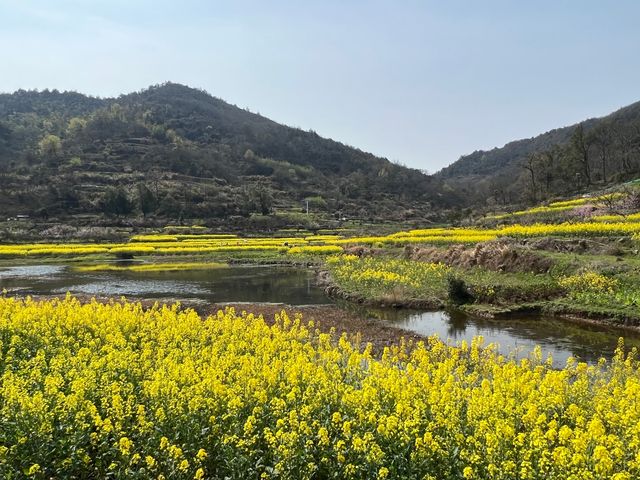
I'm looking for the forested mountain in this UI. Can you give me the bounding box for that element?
[0,83,458,224]
[437,101,640,208]
[5,82,637,224]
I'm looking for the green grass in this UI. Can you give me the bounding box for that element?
[460,268,560,304]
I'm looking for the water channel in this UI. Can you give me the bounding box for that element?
[1,263,638,368]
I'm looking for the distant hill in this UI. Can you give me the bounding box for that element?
[0,83,458,225]
[437,101,640,208]
[438,126,578,179]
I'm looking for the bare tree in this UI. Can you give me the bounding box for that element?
[523,153,538,202]
[592,123,612,183]
[570,124,594,186]
[490,175,513,206]
[535,147,559,197]
[613,122,639,175]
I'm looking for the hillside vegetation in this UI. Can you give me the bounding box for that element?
[0,83,457,226]
[438,101,640,209]
[3,83,640,227]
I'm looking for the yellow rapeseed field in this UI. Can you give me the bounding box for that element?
[287,245,343,255]
[487,193,626,219]
[3,210,640,261]
[74,262,228,273]
[0,296,639,479]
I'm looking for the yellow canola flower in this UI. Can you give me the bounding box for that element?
[75,262,228,273]
[6,209,640,258]
[0,296,638,479]
[498,221,640,237]
[488,205,576,219]
[595,212,640,223]
[487,193,626,218]
[287,245,343,255]
[303,235,344,242]
[130,235,179,242]
[5,210,640,262]
[559,272,618,295]
[548,193,625,207]
[131,233,237,242]
[326,255,451,298]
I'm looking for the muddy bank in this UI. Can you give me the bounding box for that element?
[541,302,640,331]
[461,300,640,333]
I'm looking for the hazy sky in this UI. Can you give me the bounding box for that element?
[1,1,639,171]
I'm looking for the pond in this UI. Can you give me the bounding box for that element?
[1,263,638,367]
[0,264,329,306]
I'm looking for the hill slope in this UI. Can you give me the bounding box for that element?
[437,101,640,208]
[0,83,457,225]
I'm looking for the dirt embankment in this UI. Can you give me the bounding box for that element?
[521,236,634,255]
[405,241,554,274]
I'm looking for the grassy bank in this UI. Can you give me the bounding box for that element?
[321,246,640,327]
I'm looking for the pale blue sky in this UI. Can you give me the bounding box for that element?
[1,0,639,171]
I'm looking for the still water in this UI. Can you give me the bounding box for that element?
[0,264,328,305]
[1,264,638,367]
[351,307,640,367]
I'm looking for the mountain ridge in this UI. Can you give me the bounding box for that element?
[436,99,640,207]
[0,83,458,226]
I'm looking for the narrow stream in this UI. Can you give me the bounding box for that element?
[1,263,638,367]
[348,306,639,367]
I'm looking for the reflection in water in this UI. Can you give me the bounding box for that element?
[0,264,331,305]
[0,265,65,278]
[53,279,210,297]
[356,307,640,368]
[1,263,639,367]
